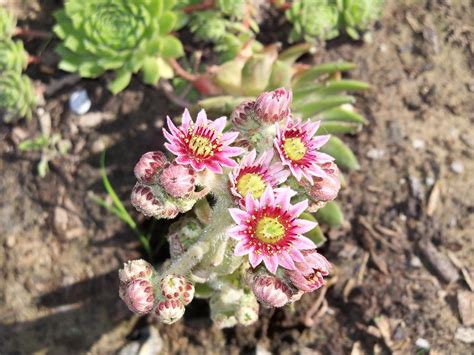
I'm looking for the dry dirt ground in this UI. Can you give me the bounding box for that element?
[1,0,473,354]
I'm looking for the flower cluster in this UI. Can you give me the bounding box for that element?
[122,87,340,326]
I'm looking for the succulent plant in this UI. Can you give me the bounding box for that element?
[177,0,259,62]
[0,6,16,38]
[286,0,340,43]
[198,43,369,171]
[342,0,384,39]
[0,70,36,123]
[0,38,28,73]
[120,90,341,327]
[53,0,184,94]
[285,0,384,42]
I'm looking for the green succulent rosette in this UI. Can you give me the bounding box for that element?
[0,39,28,73]
[0,70,36,123]
[216,0,246,19]
[0,7,16,38]
[342,0,383,39]
[53,0,184,94]
[286,0,340,43]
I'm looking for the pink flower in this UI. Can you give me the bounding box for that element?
[286,250,331,292]
[159,162,196,198]
[228,186,317,274]
[301,162,341,202]
[275,118,334,183]
[163,109,243,174]
[119,278,155,315]
[229,150,289,207]
[255,88,292,123]
[134,151,168,184]
[249,273,293,308]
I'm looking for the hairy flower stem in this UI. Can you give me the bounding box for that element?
[164,174,233,276]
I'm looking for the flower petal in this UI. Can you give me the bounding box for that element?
[292,235,316,250]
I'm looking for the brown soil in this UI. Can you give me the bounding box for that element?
[1,0,473,354]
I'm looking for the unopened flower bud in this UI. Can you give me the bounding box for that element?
[153,299,185,324]
[131,183,179,219]
[119,278,155,315]
[250,273,293,308]
[134,151,168,184]
[159,275,195,306]
[302,162,341,202]
[159,163,196,198]
[255,87,292,123]
[119,259,154,284]
[286,250,331,292]
[230,100,259,133]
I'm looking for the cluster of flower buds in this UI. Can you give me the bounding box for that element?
[131,151,201,219]
[119,260,195,324]
[121,87,341,327]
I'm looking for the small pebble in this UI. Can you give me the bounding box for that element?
[366,148,385,160]
[410,256,423,268]
[412,139,425,150]
[425,176,435,187]
[415,338,430,350]
[450,161,464,174]
[69,89,91,115]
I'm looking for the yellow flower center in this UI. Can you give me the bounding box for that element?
[188,135,214,157]
[283,137,306,161]
[255,217,285,244]
[237,173,266,199]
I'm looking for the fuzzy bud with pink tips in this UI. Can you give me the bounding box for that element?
[255,87,292,123]
[249,273,293,308]
[134,151,168,184]
[286,250,331,292]
[159,275,195,306]
[159,162,196,198]
[231,100,259,133]
[119,278,155,315]
[153,299,185,324]
[302,162,341,202]
[131,183,179,219]
[119,259,154,284]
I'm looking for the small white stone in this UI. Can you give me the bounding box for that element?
[415,338,430,350]
[69,89,91,115]
[450,161,464,174]
[410,256,423,268]
[425,176,435,187]
[412,139,425,150]
[366,148,385,160]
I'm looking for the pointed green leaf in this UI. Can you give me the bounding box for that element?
[160,35,184,58]
[315,201,344,227]
[141,57,161,84]
[299,212,327,247]
[319,121,362,134]
[320,136,360,170]
[320,107,368,124]
[294,96,355,117]
[107,69,132,94]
